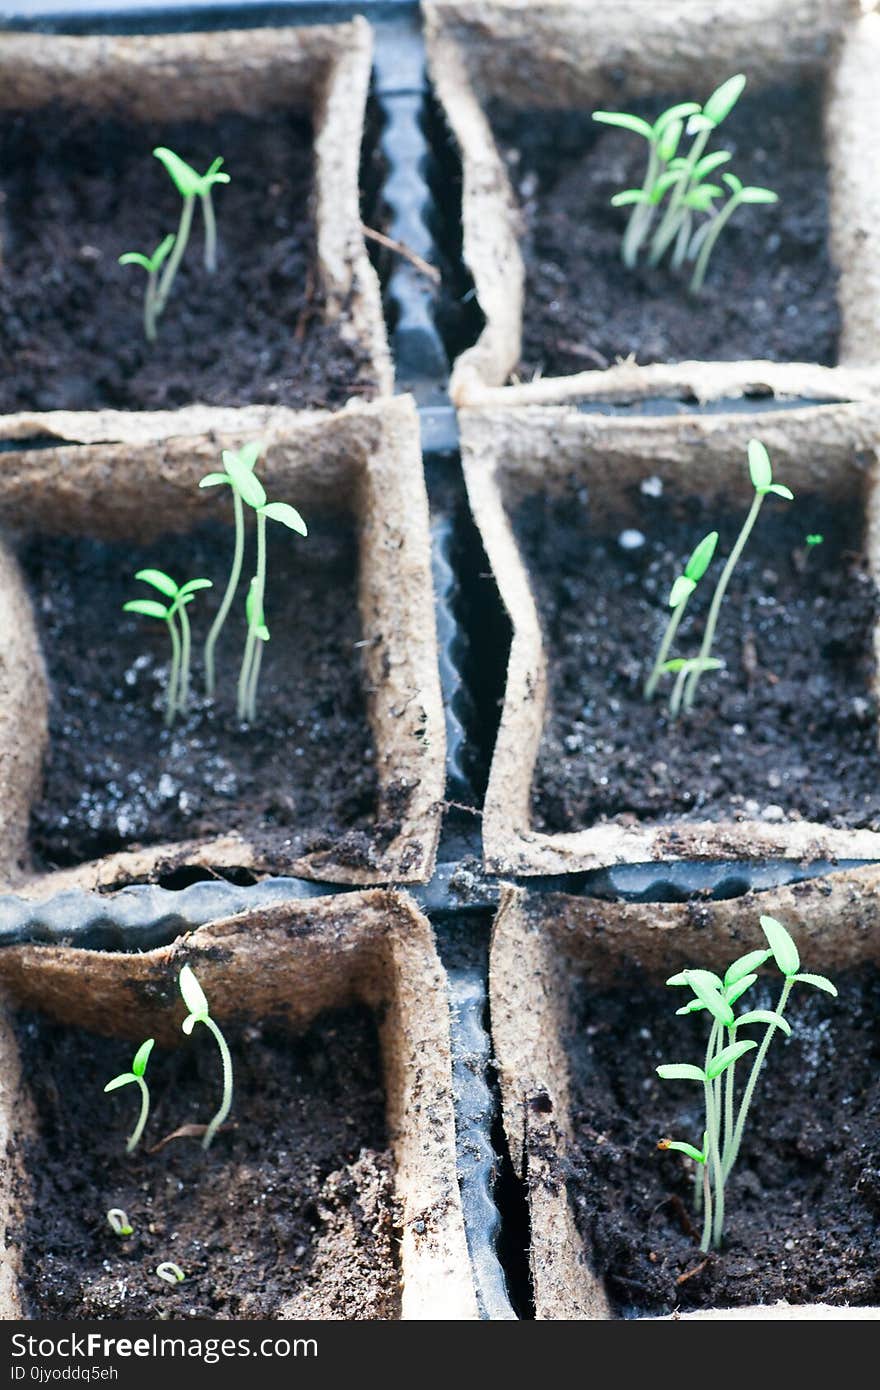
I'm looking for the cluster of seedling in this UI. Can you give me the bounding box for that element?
[656,914,836,1252]
[119,147,230,341]
[124,441,307,725]
[594,74,778,292]
[644,438,793,715]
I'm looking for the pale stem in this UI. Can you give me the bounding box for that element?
[201,190,218,273]
[723,1036,737,1171]
[236,513,267,722]
[645,595,690,700]
[668,662,690,719]
[126,1076,150,1153]
[246,641,264,723]
[622,145,660,269]
[200,1016,233,1149]
[690,193,741,294]
[724,977,793,1179]
[177,600,193,713]
[650,126,710,265]
[155,194,195,316]
[144,270,159,342]
[166,614,182,727]
[671,210,692,271]
[699,1161,712,1251]
[246,513,268,721]
[705,1078,725,1250]
[204,489,244,698]
[683,491,764,710]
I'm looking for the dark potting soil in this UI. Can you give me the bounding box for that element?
[488,82,840,378]
[563,965,880,1314]
[12,1006,401,1319]
[512,491,880,833]
[0,107,375,412]
[21,518,394,874]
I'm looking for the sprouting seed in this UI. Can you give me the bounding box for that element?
[644,530,718,700]
[179,965,233,1150]
[118,234,175,342]
[106,1208,134,1237]
[123,570,212,725]
[104,1038,155,1153]
[156,1262,186,1285]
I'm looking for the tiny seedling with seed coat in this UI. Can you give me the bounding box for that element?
[179,964,233,1150]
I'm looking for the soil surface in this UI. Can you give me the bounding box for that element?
[21,518,396,874]
[563,964,880,1314]
[0,107,375,412]
[488,83,840,378]
[512,490,880,834]
[11,1005,400,1319]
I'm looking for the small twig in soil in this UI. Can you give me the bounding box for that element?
[294,259,316,343]
[676,1257,711,1286]
[555,340,609,369]
[147,1120,239,1154]
[360,224,441,283]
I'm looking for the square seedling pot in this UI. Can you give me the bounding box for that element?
[425,0,880,410]
[0,887,478,1320]
[461,398,880,874]
[490,872,880,1319]
[0,19,391,418]
[0,395,445,892]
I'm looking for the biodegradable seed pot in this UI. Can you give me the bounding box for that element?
[490,873,880,1320]
[0,892,479,1320]
[461,401,880,875]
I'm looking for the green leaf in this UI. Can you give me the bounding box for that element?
[684,972,734,1027]
[760,915,800,976]
[668,575,696,608]
[693,151,732,180]
[739,186,779,204]
[153,146,203,197]
[135,568,179,599]
[656,1063,706,1083]
[662,656,723,675]
[667,968,723,990]
[652,103,701,138]
[225,455,267,509]
[656,118,683,163]
[123,599,170,621]
[260,501,308,536]
[706,1037,756,1079]
[686,113,715,134]
[658,1138,706,1163]
[152,233,177,269]
[223,441,263,473]
[132,1038,155,1077]
[792,973,838,997]
[747,438,772,492]
[734,1009,792,1037]
[724,948,772,987]
[684,531,719,583]
[199,472,230,489]
[202,155,230,188]
[650,169,686,204]
[702,73,746,127]
[592,111,653,140]
[768,484,794,500]
[676,1000,704,1015]
[179,964,209,1019]
[611,190,649,207]
[104,1073,135,1093]
[725,973,757,1006]
[177,578,213,599]
[118,252,152,271]
[683,184,721,212]
[722,172,744,196]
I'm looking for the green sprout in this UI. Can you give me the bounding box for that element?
[179,964,233,1150]
[106,1208,134,1237]
[156,1262,186,1285]
[199,441,264,698]
[803,533,824,568]
[235,497,307,725]
[118,235,176,342]
[150,148,230,321]
[681,439,793,710]
[659,656,724,719]
[657,914,837,1252]
[594,75,778,292]
[644,530,718,700]
[104,1038,155,1153]
[123,570,213,726]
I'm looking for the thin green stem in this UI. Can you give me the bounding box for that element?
[246,640,264,723]
[650,127,710,265]
[237,513,266,722]
[645,597,689,700]
[144,270,159,342]
[126,1076,151,1153]
[705,1078,725,1250]
[204,489,244,698]
[166,615,182,727]
[201,190,218,273]
[723,1040,737,1172]
[200,1016,233,1149]
[699,1161,712,1252]
[671,209,692,270]
[246,515,267,720]
[622,145,660,268]
[177,600,193,713]
[668,662,690,719]
[690,193,741,294]
[155,195,194,317]
[724,977,793,1179]
[683,491,764,710]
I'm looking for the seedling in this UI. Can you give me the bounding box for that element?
[106,1209,133,1237]
[179,965,233,1150]
[659,656,724,719]
[594,75,778,291]
[656,914,836,1251]
[682,439,793,710]
[104,1038,155,1153]
[118,235,176,342]
[124,570,212,725]
[199,441,263,698]
[236,499,307,724]
[644,530,718,699]
[156,1262,185,1285]
[150,147,230,321]
[804,533,824,567]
